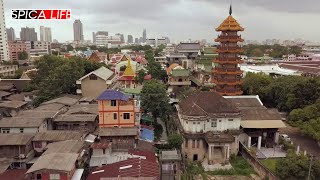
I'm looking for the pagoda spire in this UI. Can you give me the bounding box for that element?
[123,57,135,76]
[229,4,232,15]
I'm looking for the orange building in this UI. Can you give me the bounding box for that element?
[97,90,137,128]
[213,6,244,96]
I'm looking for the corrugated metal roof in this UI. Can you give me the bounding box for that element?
[171,69,190,77]
[98,127,138,137]
[97,90,129,101]
[241,120,286,129]
[33,131,83,141]
[0,133,34,146]
[0,101,27,109]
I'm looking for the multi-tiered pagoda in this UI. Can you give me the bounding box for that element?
[213,6,244,96]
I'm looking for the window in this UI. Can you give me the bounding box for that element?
[111,100,117,106]
[36,174,42,180]
[20,128,24,133]
[185,138,188,148]
[192,139,196,148]
[113,113,117,120]
[49,174,60,180]
[123,113,130,119]
[89,74,98,80]
[228,119,233,121]
[34,142,42,148]
[1,128,9,133]
[211,120,217,127]
[102,148,106,154]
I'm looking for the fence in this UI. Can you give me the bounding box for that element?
[239,142,279,180]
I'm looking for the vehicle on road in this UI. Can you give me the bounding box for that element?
[280,134,291,142]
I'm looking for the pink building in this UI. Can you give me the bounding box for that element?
[8,41,30,61]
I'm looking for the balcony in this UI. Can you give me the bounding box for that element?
[213,58,244,64]
[169,81,191,86]
[216,46,243,53]
[212,68,243,75]
[215,35,244,42]
[212,78,243,85]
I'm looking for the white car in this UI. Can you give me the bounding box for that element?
[280,134,291,142]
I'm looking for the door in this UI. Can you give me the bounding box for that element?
[193,154,198,161]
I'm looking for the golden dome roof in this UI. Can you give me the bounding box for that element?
[216,15,244,32]
[123,57,135,76]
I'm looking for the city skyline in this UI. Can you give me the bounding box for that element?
[2,0,320,43]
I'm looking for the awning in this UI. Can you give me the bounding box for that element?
[241,120,286,129]
[71,169,84,180]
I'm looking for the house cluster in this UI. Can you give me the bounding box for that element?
[0,91,164,180]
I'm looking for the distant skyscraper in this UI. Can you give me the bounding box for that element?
[6,27,16,41]
[142,29,147,43]
[40,26,52,42]
[73,19,84,42]
[135,38,139,44]
[139,37,143,44]
[115,33,125,43]
[92,32,96,44]
[0,0,9,61]
[93,31,108,44]
[127,35,133,44]
[20,27,37,41]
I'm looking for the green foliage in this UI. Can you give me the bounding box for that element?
[302,118,320,141]
[30,55,102,106]
[243,44,302,58]
[207,155,255,176]
[18,50,28,60]
[147,61,167,81]
[242,72,272,96]
[168,133,183,149]
[183,161,205,179]
[136,70,146,84]
[154,123,163,141]
[141,80,171,119]
[261,159,278,173]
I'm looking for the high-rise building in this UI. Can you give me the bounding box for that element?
[92,32,96,44]
[93,31,108,44]
[134,38,139,44]
[142,29,147,43]
[115,33,124,43]
[6,27,16,41]
[0,0,10,61]
[213,6,244,96]
[139,37,143,44]
[40,26,52,42]
[73,19,84,42]
[127,35,133,44]
[20,27,38,41]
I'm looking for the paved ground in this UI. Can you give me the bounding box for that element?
[279,124,320,158]
[157,118,168,142]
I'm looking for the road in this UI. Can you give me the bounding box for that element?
[279,124,320,158]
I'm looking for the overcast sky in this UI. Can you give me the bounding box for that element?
[3,0,320,43]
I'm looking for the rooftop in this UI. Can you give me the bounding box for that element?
[224,95,264,109]
[160,150,181,161]
[78,66,114,81]
[41,96,80,106]
[123,87,142,95]
[0,101,27,109]
[43,140,84,155]
[32,130,83,142]
[97,90,129,101]
[0,133,34,146]
[66,104,98,115]
[26,153,78,174]
[97,127,138,137]
[54,114,97,122]
[178,91,239,116]
[0,117,45,128]
[216,15,244,31]
[177,42,201,51]
[171,69,190,77]
[241,108,283,121]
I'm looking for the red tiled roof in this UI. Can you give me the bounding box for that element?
[87,151,159,180]
[144,74,152,80]
[0,169,28,180]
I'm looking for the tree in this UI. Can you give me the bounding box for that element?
[141,80,171,120]
[251,48,264,57]
[302,118,320,142]
[147,61,167,81]
[168,134,183,149]
[276,152,309,180]
[18,51,28,60]
[136,70,146,84]
[242,72,272,96]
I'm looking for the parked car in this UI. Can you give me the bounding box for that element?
[280,134,291,142]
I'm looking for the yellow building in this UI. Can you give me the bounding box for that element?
[97,89,137,128]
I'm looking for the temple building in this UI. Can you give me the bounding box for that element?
[118,58,137,88]
[213,6,244,96]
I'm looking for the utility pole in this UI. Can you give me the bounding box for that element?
[307,155,313,180]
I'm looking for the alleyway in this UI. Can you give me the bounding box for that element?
[158,118,168,142]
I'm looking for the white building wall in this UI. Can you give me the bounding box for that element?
[0,0,10,61]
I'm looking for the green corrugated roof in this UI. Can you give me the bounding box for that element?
[203,47,217,54]
[171,69,190,77]
[123,87,142,94]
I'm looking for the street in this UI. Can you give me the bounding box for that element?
[279,124,320,158]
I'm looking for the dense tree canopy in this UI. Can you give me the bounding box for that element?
[141,80,171,120]
[18,51,28,60]
[168,133,183,149]
[243,44,302,58]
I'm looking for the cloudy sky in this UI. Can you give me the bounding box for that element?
[3,0,320,43]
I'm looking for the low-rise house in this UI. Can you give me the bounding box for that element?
[32,130,84,154]
[159,150,182,180]
[0,101,28,117]
[97,90,139,128]
[76,66,116,98]
[175,91,241,168]
[54,114,98,132]
[168,69,191,86]
[41,96,80,107]
[0,117,48,134]
[88,51,107,63]
[88,150,160,180]
[6,91,37,102]
[0,133,35,169]
[96,127,139,151]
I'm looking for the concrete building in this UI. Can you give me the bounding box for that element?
[142,28,147,43]
[28,41,51,56]
[127,34,133,44]
[20,27,37,41]
[0,0,10,61]
[6,27,16,41]
[8,41,29,61]
[73,19,84,43]
[76,66,116,98]
[95,34,108,46]
[134,37,139,44]
[39,26,52,42]
[0,65,18,77]
[167,64,191,86]
[115,33,125,43]
[93,31,108,44]
[146,38,156,47]
[176,91,241,169]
